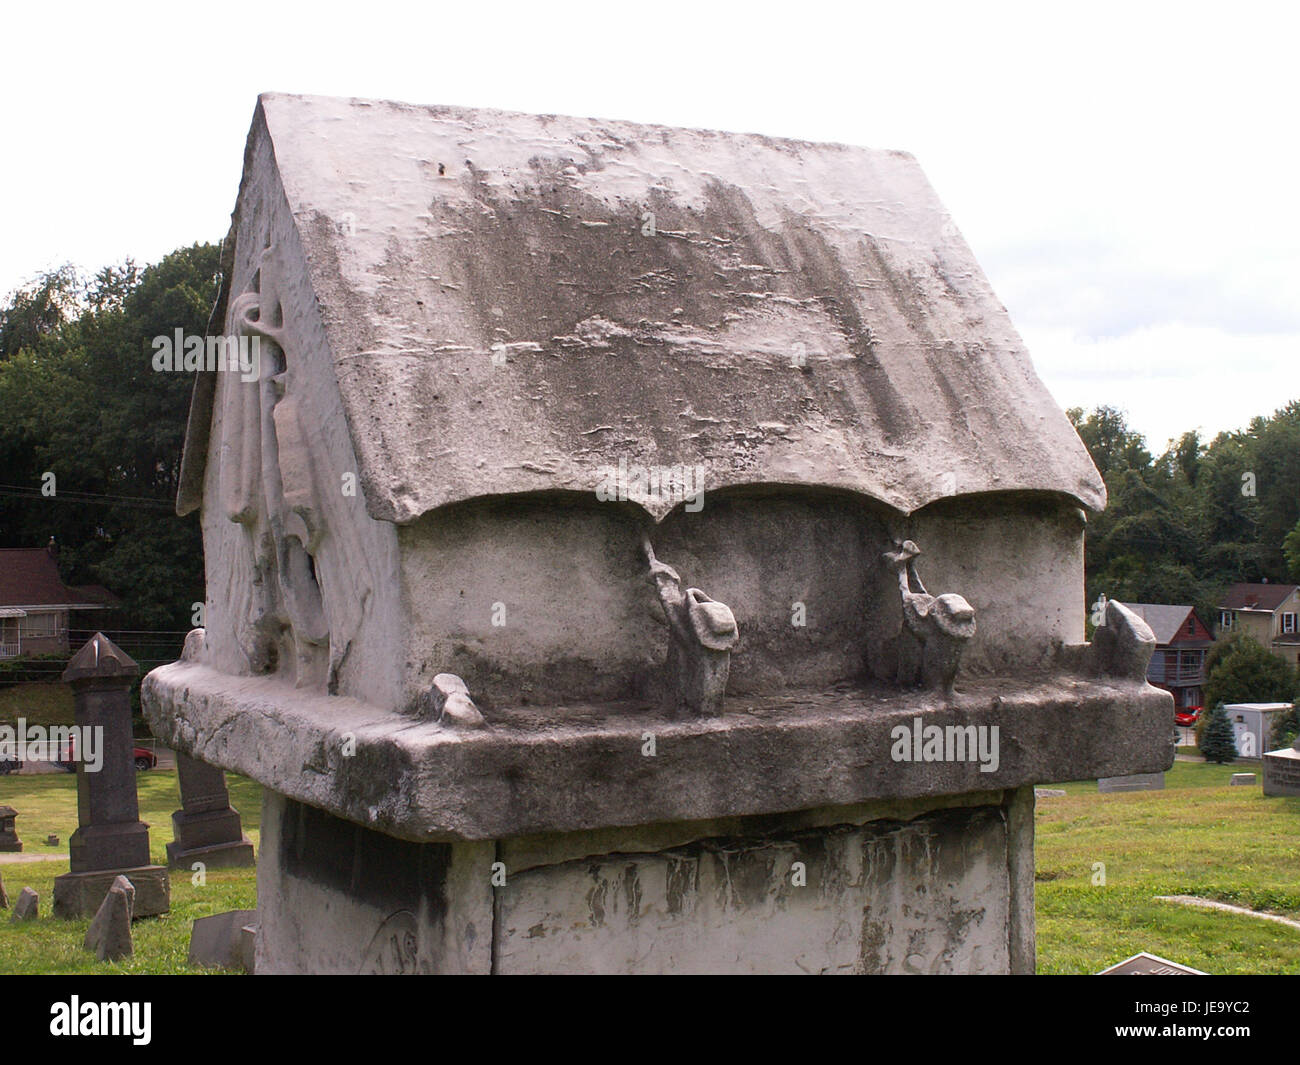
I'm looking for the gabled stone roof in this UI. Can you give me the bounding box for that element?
[182,93,1105,522]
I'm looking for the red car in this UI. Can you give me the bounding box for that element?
[54,737,158,772]
[1175,706,1202,727]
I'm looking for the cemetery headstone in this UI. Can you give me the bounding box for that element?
[166,753,254,870]
[83,875,135,962]
[1098,951,1205,975]
[0,805,20,852]
[52,634,169,918]
[142,94,1176,974]
[188,909,258,970]
[1098,772,1165,793]
[9,886,37,922]
[1263,734,1300,797]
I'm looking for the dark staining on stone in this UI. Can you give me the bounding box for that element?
[623,863,643,925]
[664,855,696,917]
[280,798,451,920]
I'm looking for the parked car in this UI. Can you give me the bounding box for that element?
[0,757,21,775]
[1175,705,1202,727]
[54,738,158,772]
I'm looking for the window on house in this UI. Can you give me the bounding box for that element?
[1283,613,1297,635]
[1219,611,1233,629]
[18,613,59,638]
[1187,618,1195,634]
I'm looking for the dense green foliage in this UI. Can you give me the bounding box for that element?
[1201,632,1299,710]
[0,246,218,634]
[1070,403,1300,624]
[1198,703,1238,763]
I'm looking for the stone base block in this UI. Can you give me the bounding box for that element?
[68,822,151,873]
[255,786,1036,975]
[53,866,169,919]
[167,838,256,871]
[1263,747,1300,796]
[1098,772,1165,793]
[0,839,21,853]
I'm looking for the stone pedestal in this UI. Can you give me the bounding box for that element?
[0,805,21,852]
[1263,745,1300,796]
[167,754,255,870]
[255,787,1036,975]
[52,634,170,918]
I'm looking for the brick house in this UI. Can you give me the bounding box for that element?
[1118,602,1214,710]
[0,544,115,657]
[1215,582,1300,671]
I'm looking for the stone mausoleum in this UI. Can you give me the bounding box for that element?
[143,94,1173,974]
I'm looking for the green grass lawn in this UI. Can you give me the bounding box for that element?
[1,758,1297,974]
[0,771,260,974]
[1035,760,1300,974]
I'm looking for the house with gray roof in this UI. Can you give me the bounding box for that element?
[1118,602,1214,710]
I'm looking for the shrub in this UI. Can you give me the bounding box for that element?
[1199,703,1238,764]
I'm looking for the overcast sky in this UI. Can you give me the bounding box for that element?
[2,1,1294,452]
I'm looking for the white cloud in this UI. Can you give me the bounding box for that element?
[1020,322,1299,450]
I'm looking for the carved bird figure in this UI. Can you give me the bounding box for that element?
[882,539,975,693]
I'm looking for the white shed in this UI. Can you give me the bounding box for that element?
[1225,703,1292,758]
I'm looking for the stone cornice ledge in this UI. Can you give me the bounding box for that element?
[142,662,1174,842]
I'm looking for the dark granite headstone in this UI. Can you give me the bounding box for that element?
[0,805,21,852]
[52,634,169,918]
[167,754,255,870]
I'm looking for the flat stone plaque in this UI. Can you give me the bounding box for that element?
[1098,772,1164,793]
[1098,951,1205,975]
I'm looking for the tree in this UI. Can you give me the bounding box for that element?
[1284,517,1300,583]
[1198,703,1237,764]
[0,243,217,635]
[1202,633,1299,710]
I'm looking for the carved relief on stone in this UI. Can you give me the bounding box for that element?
[882,539,976,694]
[642,534,738,716]
[217,247,330,689]
[1088,599,1157,680]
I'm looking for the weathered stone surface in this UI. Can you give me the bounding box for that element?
[1263,746,1300,796]
[178,94,1105,528]
[1089,600,1158,681]
[1098,772,1165,793]
[145,659,1172,842]
[10,886,37,922]
[252,788,1031,974]
[188,909,257,970]
[84,875,134,961]
[54,866,168,919]
[255,792,493,975]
